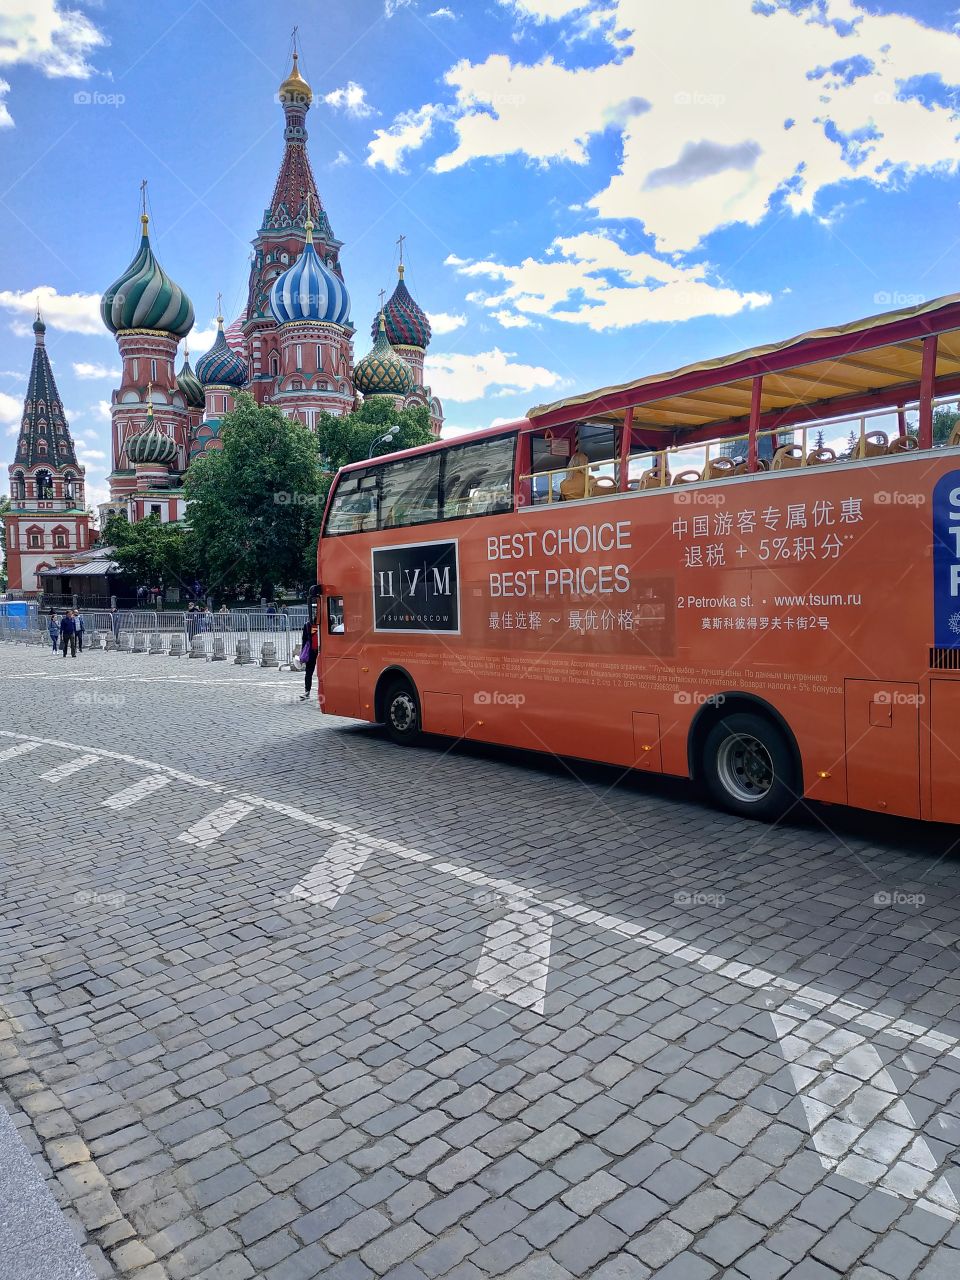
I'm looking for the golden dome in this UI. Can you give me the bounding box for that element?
[279,51,312,106]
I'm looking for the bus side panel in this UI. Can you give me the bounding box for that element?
[930,681,960,823]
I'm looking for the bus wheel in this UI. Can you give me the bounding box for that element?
[384,679,422,746]
[701,712,797,821]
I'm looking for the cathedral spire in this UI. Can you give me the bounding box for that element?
[13,313,79,470]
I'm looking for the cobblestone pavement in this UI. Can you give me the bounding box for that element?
[2,642,960,1280]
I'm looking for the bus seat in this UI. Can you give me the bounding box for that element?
[640,466,670,489]
[950,422,960,447]
[703,457,736,480]
[805,446,837,467]
[852,430,888,459]
[592,476,617,496]
[560,452,597,501]
[732,458,769,474]
[887,434,918,454]
[772,444,804,469]
[673,469,702,485]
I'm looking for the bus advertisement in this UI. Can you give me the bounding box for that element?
[316,291,960,824]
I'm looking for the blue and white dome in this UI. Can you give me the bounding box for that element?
[269,220,350,327]
[196,315,247,387]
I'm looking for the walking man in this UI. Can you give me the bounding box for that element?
[300,616,319,702]
[60,610,77,658]
[74,609,85,653]
[47,611,59,653]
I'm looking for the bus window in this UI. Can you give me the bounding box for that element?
[380,452,441,528]
[325,468,379,535]
[441,434,516,520]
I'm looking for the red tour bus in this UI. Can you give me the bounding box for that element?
[316,292,960,823]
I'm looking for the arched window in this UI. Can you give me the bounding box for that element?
[64,473,75,502]
[316,344,322,368]
[37,439,48,457]
[54,532,67,548]
[28,530,42,549]
[295,344,302,369]
[270,354,279,377]
[12,471,25,501]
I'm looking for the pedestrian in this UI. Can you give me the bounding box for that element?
[60,609,77,658]
[300,616,319,702]
[47,611,59,653]
[266,601,277,617]
[109,605,121,641]
[74,609,85,653]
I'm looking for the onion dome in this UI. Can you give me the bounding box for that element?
[355,313,415,398]
[127,403,177,466]
[196,313,248,387]
[101,213,194,337]
[279,50,312,106]
[375,263,431,350]
[269,217,350,327]
[33,308,45,336]
[176,347,205,409]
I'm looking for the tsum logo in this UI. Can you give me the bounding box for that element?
[932,472,960,647]
[372,540,460,633]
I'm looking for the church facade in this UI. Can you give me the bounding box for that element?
[99,50,443,525]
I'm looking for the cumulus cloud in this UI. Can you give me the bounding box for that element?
[427,311,467,334]
[429,7,457,18]
[385,0,414,14]
[447,232,770,331]
[324,82,374,119]
[92,401,112,422]
[0,0,106,126]
[383,0,960,252]
[425,347,564,401]
[0,390,22,429]
[73,362,120,380]
[0,286,103,336]
[368,104,442,172]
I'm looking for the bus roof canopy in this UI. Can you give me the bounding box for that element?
[527,291,960,444]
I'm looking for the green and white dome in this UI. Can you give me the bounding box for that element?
[101,213,194,337]
[354,313,414,398]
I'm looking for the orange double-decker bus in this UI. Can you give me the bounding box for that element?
[316,293,960,823]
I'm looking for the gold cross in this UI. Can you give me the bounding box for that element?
[396,233,405,265]
[140,178,148,215]
[379,288,386,312]
[216,291,223,324]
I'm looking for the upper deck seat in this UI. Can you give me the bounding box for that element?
[640,465,671,489]
[887,435,918,454]
[950,422,960,447]
[592,476,617,496]
[673,469,702,484]
[732,458,769,474]
[772,444,804,469]
[851,430,888,459]
[703,457,736,480]
[806,446,837,466]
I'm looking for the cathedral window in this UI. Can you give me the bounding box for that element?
[54,533,67,548]
[28,531,42,548]
[316,344,322,367]
[133,360,139,379]
[296,344,302,369]
[151,359,157,382]
[37,439,48,456]
[270,355,279,376]
[291,379,303,391]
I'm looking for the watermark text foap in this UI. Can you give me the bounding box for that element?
[875,689,925,706]
[75,889,126,909]
[874,889,925,907]
[674,691,726,707]
[674,490,726,507]
[274,492,324,507]
[73,691,126,708]
[475,690,526,707]
[674,889,726,907]
[674,90,726,108]
[875,491,926,507]
[73,90,125,108]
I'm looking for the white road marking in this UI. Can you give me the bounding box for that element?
[772,1000,960,1218]
[0,741,42,763]
[40,754,99,782]
[474,901,553,1013]
[102,774,170,810]
[178,800,254,850]
[289,837,371,908]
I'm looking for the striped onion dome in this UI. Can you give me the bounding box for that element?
[196,314,248,387]
[127,405,177,465]
[101,213,194,337]
[269,218,350,327]
[375,264,431,350]
[354,313,414,398]
[176,349,205,409]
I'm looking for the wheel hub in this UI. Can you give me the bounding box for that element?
[716,732,774,803]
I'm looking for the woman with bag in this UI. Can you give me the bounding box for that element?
[299,616,319,702]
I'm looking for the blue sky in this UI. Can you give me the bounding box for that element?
[2,0,960,509]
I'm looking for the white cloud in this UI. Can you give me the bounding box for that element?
[492,309,534,328]
[188,320,220,356]
[324,82,374,119]
[0,285,103,335]
[385,0,414,14]
[73,361,119,380]
[447,231,769,331]
[75,444,106,461]
[499,0,593,20]
[427,311,467,335]
[0,390,22,428]
[0,0,106,125]
[389,0,960,253]
[0,79,11,129]
[430,7,457,17]
[425,347,563,401]
[367,104,442,172]
[93,401,112,422]
[330,150,350,168]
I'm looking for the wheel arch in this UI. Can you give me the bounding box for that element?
[686,692,803,793]
[373,665,418,723]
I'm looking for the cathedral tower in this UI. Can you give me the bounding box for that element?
[4,311,93,591]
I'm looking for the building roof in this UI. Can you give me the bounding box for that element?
[101,213,194,338]
[269,219,351,328]
[11,312,81,472]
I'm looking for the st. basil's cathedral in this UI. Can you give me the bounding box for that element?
[5,46,445,592]
[98,48,442,527]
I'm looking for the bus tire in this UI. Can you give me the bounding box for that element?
[384,678,422,746]
[701,712,797,822]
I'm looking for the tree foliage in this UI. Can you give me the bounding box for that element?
[103,513,195,592]
[183,393,325,598]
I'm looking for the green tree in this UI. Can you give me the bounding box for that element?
[933,406,960,445]
[103,512,195,599]
[0,493,9,592]
[184,393,324,598]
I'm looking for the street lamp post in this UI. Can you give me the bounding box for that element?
[368,425,400,460]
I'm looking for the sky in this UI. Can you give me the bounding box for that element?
[1,0,960,511]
